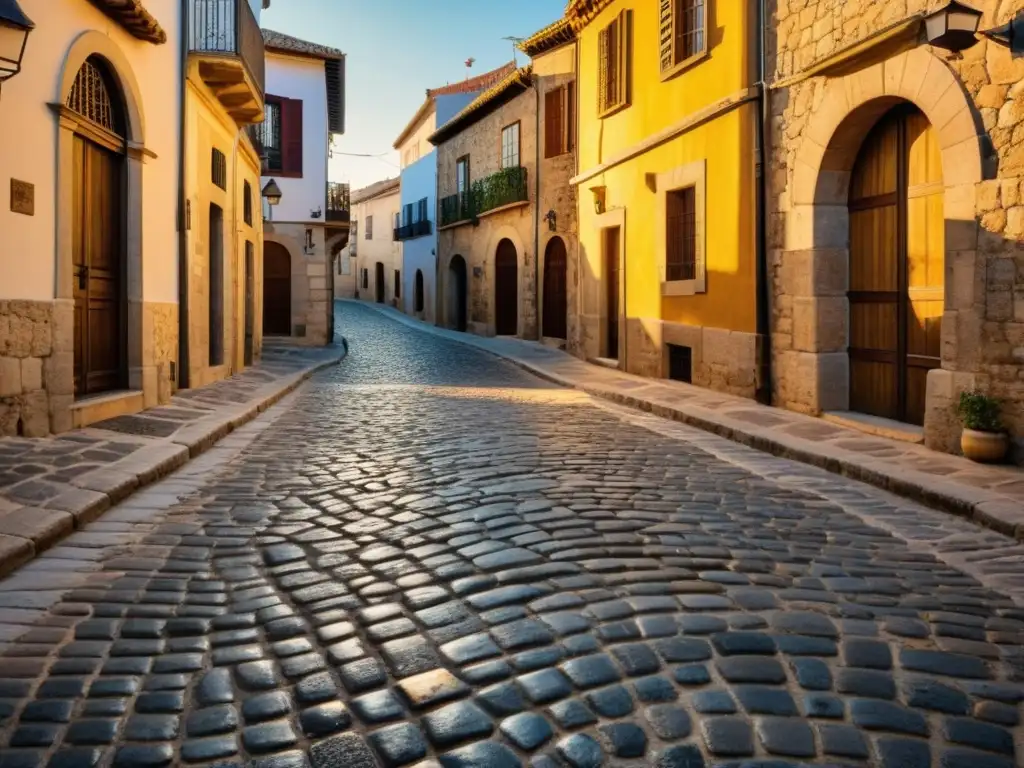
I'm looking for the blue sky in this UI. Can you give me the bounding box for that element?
[261,0,566,191]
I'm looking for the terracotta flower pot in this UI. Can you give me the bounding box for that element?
[960,429,1009,463]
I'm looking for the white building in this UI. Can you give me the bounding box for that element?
[255,29,346,346]
[392,62,514,323]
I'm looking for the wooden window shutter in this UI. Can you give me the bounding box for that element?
[659,0,674,72]
[545,88,562,158]
[281,98,304,176]
[618,10,631,107]
[598,26,609,113]
[566,81,576,151]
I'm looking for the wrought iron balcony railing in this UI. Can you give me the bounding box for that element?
[189,0,265,123]
[327,182,350,223]
[394,219,432,240]
[439,166,528,227]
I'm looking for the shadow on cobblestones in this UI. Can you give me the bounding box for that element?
[0,302,1021,768]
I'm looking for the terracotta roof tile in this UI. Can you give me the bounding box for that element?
[429,66,533,145]
[262,29,343,60]
[519,18,575,57]
[427,62,516,97]
[350,177,400,205]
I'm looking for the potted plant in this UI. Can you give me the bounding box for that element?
[957,390,1008,463]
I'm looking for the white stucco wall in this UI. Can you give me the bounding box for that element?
[262,51,327,224]
[352,189,402,301]
[0,0,180,303]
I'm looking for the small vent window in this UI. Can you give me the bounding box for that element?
[667,344,693,383]
[212,149,227,190]
[66,56,122,135]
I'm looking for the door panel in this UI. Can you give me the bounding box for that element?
[604,227,620,360]
[263,242,291,335]
[848,106,943,425]
[73,137,124,396]
[495,240,518,336]
[543,237,568,340]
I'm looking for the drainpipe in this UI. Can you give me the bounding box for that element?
[533,76,541,341]
[754,0,772,405]
[177,0,191,390]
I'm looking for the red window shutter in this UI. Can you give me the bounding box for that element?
[566,81,576,152]
[544,88,562,158]
[281,98,304,176]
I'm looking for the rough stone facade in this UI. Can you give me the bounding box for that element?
[769,0,1024,462]
[436,85,540,338]
[266,224,333,346]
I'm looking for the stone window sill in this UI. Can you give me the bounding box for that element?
[662,278,705,297]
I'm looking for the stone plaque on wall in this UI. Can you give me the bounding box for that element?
[10,179,34,216]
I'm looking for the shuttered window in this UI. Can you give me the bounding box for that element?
[666,187,697,281]
[545,82,576,158]
[259,95,304,176]
[660,0,706,76]
[598,10,630,116]
[365,215,373,240]
[212,149,227,190]
[501,122,521,168]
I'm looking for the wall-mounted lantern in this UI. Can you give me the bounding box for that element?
[981,12,1024,53]
[0,0,35,86]
[924,1,983,52]
[261,179,282,221]
[589,185,607,215]
[545,209,557,232]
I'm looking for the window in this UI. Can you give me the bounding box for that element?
[666,187,696,281]
[456,156,470,196]
[545,82,576,158]
[404,203,413,225]
[394,270,401,299]
[341,256,351,275]
[417,197,428,222]
[365,215,373,239]
[658,159,705,295]
[414,270,424,312]
[256,96,303,176]
[660,0,706,76]
[395,211,402,231]
[243,180,253,226]
[501,122,521,168]
[362,268,368,289]
[598,10,631,115]
[212,149,227,190]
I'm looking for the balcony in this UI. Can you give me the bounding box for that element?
[439,166,528,228]
[327,182,350,224]
[189,0,265,125]
[394,219,432,240]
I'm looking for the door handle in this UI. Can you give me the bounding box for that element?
[75,266,88,290]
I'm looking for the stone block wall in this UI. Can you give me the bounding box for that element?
[0,300,63,437]
[769,0,1024,460]
[267,224,334,346]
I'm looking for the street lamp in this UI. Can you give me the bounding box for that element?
[261,179,282,221]
[0,0,34,84]
[924,1,983,53]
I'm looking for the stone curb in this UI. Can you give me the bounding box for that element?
[357,301,1024,541]
[0,340,348,578]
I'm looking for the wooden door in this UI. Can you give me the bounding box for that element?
[73,136,124,396]
[449,256,468,331]
[495,239,518,335]
[604,226,620,359]
[244,242,255,365]
[543,237,568,340]
[375,262,385,303]
[849,105,943,425]
[263,242,291,335]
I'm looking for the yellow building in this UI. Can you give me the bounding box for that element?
[570,0,764,399]
[182,0,266,388]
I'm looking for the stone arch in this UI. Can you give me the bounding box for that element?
[781,46,987,445]
[53,32,154,410]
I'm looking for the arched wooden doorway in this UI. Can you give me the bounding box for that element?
[542,237,568,340]
[848,104,943,425]
[263,241,291,335]
[67,56,128,397]
[448,255,468,332]
[495,239,518,336]
[375,262,385,303]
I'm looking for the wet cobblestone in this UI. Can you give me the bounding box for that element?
[0,302,1022,766]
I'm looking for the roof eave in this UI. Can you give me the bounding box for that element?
[393,97,435,150]
[87,0,166,44]
[428,74,532,146]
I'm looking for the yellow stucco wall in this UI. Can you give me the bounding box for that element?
[575,0,758,355]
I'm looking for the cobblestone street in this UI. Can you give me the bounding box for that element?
[0,300,1023,768]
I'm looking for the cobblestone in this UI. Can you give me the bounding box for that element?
[0,303,1021,766]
